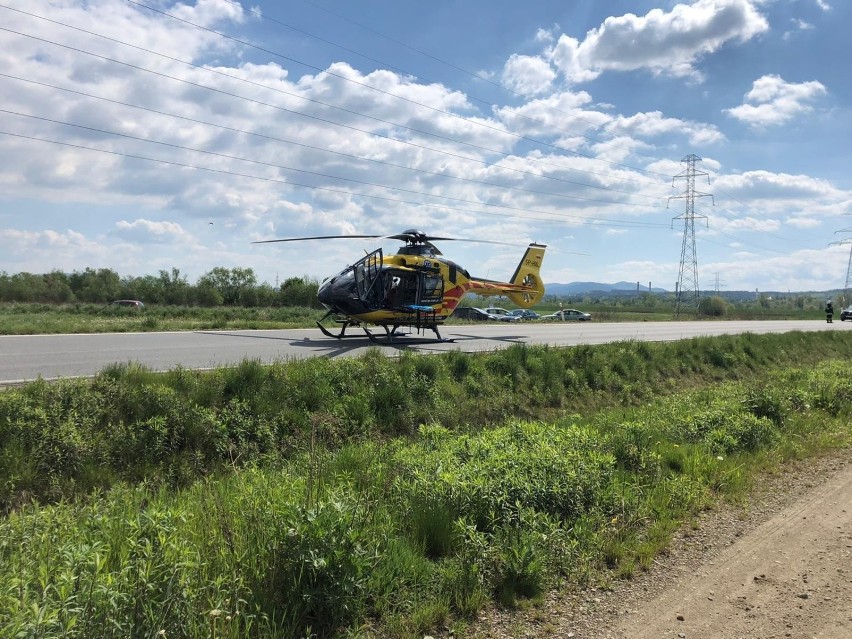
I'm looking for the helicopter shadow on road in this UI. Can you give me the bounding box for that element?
[195,329,530,358]
[441,332,529,346]
[286,334,461,357]
[194,330,376,358]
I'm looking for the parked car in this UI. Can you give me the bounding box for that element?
[840,306,852,321]
[111,299,145,309]
[453,306,499,321]
[541,308,591,322]
[483,307,521,321]
[509,309,540,320]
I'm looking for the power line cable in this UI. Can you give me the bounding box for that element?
[0,129,671,230]
[0,16,666,192]
[0,72,668,203]
[220,0,667,166]
[0,107,667,211]
[123,0,673,178]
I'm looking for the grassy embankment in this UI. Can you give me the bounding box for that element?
[0,301,828,335]
[1,331,851,638]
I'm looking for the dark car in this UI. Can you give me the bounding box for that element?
[453,306,498,321]
[840,306,852,321]
[509,309,540,320]
[483,307,521,322]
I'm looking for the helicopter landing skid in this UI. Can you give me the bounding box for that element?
[316,311,454,343]
[362,323,454,344]
[316,315,360,339]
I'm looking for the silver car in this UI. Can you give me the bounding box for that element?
[541,308,591,321]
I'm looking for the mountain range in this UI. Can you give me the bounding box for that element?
[546,281,668,296]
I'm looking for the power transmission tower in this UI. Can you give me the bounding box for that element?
[711,271,726,295]
[669,154,713,317]
[831,227,852,305]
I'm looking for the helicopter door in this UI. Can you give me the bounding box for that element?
[353,248,383,306]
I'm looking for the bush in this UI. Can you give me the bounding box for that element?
[698,295,728,317]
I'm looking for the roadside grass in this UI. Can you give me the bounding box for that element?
[1,332,851,638]
[0,303,324,334]
[0,301,828,334]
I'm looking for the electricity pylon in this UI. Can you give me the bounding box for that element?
[831,228,852,306]
[669,154,713,317]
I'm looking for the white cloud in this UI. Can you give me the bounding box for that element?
[548,0,769,84]
[708,246,847,291]
[715,170,840,201]
[501,54,557,97]
[0,227,112,273]
[712,215,781,233]
[724,75,827,127]
[604,111,726,146]
[535,27,556,44]
[114,219,194,244]
[782,19,814,41]
[785,217,821,229]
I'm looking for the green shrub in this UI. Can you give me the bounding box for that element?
[698,295,728,317]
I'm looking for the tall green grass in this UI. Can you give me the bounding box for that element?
[1,332,851,638]
[2,332,851,512]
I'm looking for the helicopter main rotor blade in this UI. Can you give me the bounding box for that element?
[252,234,383,244]
[252,230,586,255]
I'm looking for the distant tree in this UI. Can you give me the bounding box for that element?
[123,274,163,304]
[279,276,321,307]
[41,271,74,303]
[193,281,223,307]
[158,268,190,305]
[254,283,280,307]
[198,267,257,305]
[68,268,123,303]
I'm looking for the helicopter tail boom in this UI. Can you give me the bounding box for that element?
[467,243,547,308]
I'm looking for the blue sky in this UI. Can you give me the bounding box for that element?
[1,0,851,293]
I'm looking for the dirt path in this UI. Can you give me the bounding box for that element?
[473,453,852,639]
[611,458,852,639]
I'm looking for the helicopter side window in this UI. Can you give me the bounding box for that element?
[419,273,444,305]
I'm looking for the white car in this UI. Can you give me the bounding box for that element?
[541,308,592,322]
[483,307,521,321]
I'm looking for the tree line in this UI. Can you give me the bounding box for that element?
[0,267,323,308]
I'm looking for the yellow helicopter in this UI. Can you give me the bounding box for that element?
[255,229,546,342]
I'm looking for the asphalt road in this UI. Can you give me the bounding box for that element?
[1,319,848,383]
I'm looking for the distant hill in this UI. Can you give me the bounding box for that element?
[546,281,668,296]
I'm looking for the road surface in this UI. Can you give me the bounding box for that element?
[1,319,848,383]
